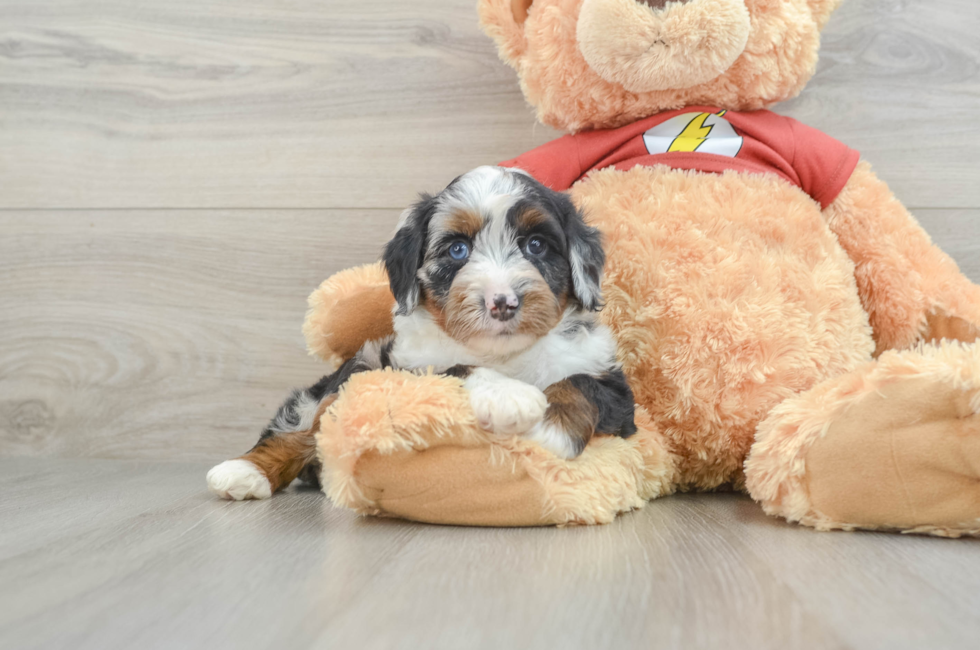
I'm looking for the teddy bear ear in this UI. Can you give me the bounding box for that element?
[510,0,535,23]
[478,0,532,65]
[806,0,844,29]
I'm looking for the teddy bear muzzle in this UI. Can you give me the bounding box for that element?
[576,0,751,93]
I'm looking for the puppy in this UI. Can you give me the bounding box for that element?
[207,166,636,501]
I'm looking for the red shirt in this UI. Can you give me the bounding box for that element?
[499,107,860,209]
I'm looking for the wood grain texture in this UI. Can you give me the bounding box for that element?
[1,459,979,650]
[0,0,560,209]
[0,210,397,459]
[0,209,977,461]
[915,209,980,281]
[1,0,979,209]
[783,0,980,209]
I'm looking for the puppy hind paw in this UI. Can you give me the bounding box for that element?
[206,459,273,501]
[525,421,582,459]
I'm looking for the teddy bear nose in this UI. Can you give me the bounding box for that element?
[576,0,751,93]
[636,0,693,9]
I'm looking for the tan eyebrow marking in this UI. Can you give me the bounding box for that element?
[514,206,548,231]
[443,208,484,239]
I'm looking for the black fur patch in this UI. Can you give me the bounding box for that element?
[443,364,474,379]
[566,369,636,438]
[378,339,394,369]
[255,343,394,447]
[506,199,572,300]
[296,460,322,488]
[383,194,438,315]
[511,174,605,311]
[423,254,468,305]
[257,358,355,445]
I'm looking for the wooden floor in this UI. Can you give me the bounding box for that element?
[2,0,979,648]
[2,458,979,650]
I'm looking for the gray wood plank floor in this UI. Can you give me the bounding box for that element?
[1,0,979,209]
[1,0,979,648]
[2,458,979,650]
[0,210,396,458]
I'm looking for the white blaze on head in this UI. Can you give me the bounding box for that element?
[474,193,545,314]
[443,166,525,220]
[441,168,533,312]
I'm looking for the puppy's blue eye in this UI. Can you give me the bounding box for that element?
[449,241,470,261]
[525,237,546,256]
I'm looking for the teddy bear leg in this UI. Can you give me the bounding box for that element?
[823,162,980,355]
[330,426,677,527]
[745,342,980,537]
[318,369,678,526]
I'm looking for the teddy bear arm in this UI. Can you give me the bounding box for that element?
[303,262,395,367]
[823,162,980,355]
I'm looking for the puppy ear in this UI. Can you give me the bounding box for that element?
[383,194,436,315]
[547,191,604,311]
[567,211,605,311]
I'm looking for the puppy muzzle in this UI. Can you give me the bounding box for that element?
[487,291,521,322]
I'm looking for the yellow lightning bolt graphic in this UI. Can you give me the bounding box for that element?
[667,111,725,153]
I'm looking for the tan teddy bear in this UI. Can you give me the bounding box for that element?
[299,0,980,534]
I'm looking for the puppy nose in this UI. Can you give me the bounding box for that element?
[489,293,520,321]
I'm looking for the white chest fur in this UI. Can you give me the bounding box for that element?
[389,309,618,389]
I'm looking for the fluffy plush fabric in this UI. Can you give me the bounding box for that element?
[576,0,751,93]
[301,0,980,534]
[823,162,980,354]
[303,263,395,371]
[569,165,874,490]
[746,341,980,536]
[307,167,882,506]
[318,369,676,526]
[478,0,835,132]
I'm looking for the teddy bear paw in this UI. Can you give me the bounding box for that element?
[206,459,272,501]
[465,368,547,436]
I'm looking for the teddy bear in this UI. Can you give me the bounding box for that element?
[301,0,980,534]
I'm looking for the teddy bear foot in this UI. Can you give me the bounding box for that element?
[746,342,980,537]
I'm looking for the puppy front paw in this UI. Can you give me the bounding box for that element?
[206,459,272,500]
[465,368,547,436]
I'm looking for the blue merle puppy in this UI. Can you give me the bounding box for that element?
[208,166,636,500]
